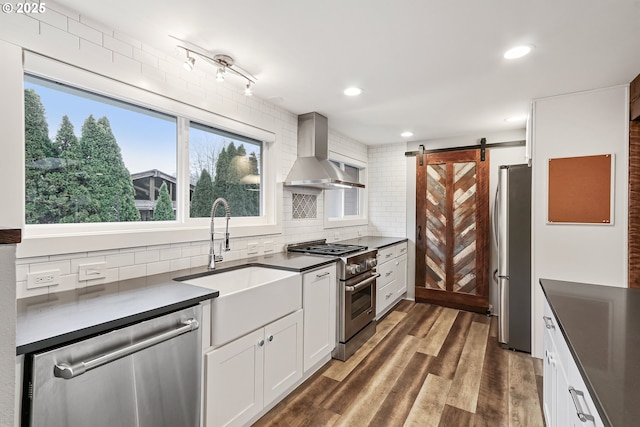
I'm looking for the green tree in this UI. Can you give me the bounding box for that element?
[246,151,260,216]
[24,88,58,224]
[190,169,214,217]
[153,181,175,220]
[77,115,140,222]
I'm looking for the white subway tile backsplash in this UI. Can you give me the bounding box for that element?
[146,261,171,276]
[71,256,106,273]
[134,250,159,265]
[106,253,135,268]
[57,273,79,293]
[78,14,114,36]
[170,258,191,271]
[190,255,208,268]
[119,264,147,281]
[113,31,142,50]
[30,260,71,275]
[39,22,78,49]
[159,248,182,261]
[36,8,67,31]
[79,38,112,65]
[68,19,102,44]
[113,52,141,74]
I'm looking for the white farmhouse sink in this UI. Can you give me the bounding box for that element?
[181,267,301,347]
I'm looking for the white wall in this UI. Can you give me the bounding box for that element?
[368,143,408,237]
[0,245,16,427]
[0,2,369,299]
[406,130,527,302]
[531,85,629,358]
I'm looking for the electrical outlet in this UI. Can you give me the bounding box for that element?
[247,242,259,255]
[27,270,60,289]
[263,241,274,253]
[78,262,107,281]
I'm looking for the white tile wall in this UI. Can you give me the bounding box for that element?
[368,143,408,237]
[3,1,374,298]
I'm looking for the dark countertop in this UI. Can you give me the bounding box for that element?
[336,236,408,250]
[540,278,640,427]
[17,252,336,355]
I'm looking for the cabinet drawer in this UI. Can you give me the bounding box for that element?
[377,280,397,316]
[377,260,396,287]
[378,246,395,264]
[395,242,408,257]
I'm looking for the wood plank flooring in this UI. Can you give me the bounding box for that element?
[254,300,544,427]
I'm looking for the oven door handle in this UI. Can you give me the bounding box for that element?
[345,273,380,293]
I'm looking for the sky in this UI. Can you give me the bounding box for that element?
[25,76,177,176]
[24,75,261,181]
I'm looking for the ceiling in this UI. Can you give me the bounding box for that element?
[55,0,640,145]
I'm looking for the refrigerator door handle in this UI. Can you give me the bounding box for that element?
[492,186,500,250]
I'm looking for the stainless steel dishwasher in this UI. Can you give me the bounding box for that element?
[22,305,202,427]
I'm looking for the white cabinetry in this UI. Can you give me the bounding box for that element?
[542,299,604,427]
[205,310,303,427]
[302,265,336,372]
[376,242,408,319]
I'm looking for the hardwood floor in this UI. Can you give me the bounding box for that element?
[254,300,544,427]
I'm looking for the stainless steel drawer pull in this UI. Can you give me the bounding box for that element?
[316,271,331,278]
[568,386,595,423]
[345,273,380,292]
[385,253,392,258]
[543,316,555,329]
[54,318,199,380]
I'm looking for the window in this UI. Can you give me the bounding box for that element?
[24,75,177,224]
[189,123,261,218]
[325,159,367,227]
[19,53,280,257]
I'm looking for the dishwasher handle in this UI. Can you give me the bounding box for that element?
[54,318,199,380]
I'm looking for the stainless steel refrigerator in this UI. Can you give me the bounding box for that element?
[494,164,531,353]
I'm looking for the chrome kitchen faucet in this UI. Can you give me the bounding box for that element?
[209,197,230,269]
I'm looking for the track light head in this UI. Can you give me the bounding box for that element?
[183,54,195,71]
[216,67,225,82]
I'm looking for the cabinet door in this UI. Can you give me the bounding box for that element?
[567,359,604,427]
[205,329,264,427]
[543,329,557,427]
[303,266,336,372]
[394,254,408,298]
[264,310,303,405]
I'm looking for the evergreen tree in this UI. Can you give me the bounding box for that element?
[190,169,215,217]
[246,151,260,216]
[24,88,57,224]
[153,182,175,220]
[77,115,140,222]
[54,115,77,152]
[212,144,231,203]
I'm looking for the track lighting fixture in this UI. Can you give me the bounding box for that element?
[183,54,195,71]
[176,42,257,96]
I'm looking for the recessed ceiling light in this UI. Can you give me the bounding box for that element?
[505,115,527,123]
[401,131,414,138]
[344,87,363,96]
[504,45,533,59]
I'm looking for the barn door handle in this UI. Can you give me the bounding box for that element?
[417,225,422,241]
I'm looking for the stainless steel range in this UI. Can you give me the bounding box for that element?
[287,240,379,361]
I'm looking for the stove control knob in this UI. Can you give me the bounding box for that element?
[366,258,378,268]
[347,263,361,275]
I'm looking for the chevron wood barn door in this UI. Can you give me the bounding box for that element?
[415,149,490,313]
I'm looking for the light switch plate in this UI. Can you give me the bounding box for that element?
[263,241,274,253]
[78,262,107,281]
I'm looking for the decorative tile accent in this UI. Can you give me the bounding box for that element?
[292,193,317,219]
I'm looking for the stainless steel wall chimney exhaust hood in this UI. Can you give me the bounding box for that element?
[284,112,364,190]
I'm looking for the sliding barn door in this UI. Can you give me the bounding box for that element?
[415,149,490,313]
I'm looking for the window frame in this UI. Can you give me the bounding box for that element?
[19,52,281,258]
[323,153,368,229]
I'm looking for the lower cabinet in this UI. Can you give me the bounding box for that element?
[376,242,408,319]
[543,299,604,427]
[204,310,303,427]
[302,265,336,372]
